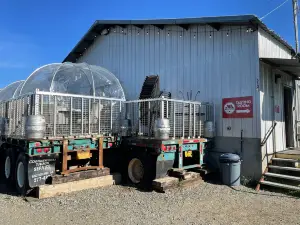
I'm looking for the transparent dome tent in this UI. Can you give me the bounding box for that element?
[0,80,25,102]
[19,63,125,100]
[0,63,126,138]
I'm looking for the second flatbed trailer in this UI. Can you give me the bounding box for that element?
[122,137,209,185]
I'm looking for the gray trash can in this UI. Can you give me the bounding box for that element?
[219,153,241,186]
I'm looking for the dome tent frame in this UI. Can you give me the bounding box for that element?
[0,80,25,102]
[0,63,125,138]
[19,62,125,100]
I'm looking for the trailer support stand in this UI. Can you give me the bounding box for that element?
[99,137,104,169]
[62,139,68,174]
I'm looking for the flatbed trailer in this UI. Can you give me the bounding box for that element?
[122,136,210,185]
[0,87,124,195]
[0,135,120,195]
[116,96,214,186]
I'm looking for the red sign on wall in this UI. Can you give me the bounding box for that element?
[222,96,253,118]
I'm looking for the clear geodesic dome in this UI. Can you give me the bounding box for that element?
[0,80,25,102]
[19,62,125,99]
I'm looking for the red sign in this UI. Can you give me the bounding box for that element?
[222,96,253,118]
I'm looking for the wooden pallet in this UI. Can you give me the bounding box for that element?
[37,173,121,199]
[152,169,203,192]
[52,167,110,184]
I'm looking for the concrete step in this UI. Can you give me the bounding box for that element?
[260,180,300,191]
[265,172,300,181]
[272,158,298,163]
[271,158,300,168]
[268,165,300,172]
[276,151,300,160]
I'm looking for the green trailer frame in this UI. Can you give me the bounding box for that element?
[122,137,209,181]
[0,135,120,191]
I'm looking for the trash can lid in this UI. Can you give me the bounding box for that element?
[219,153,240,163]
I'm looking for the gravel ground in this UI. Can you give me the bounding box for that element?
[0,180,299,225]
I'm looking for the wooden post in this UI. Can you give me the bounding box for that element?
[99,137,104,168]
[62,139,68,174]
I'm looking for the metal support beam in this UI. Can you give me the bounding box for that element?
[89,31,101,38]
[118,24,127,29]
[133,24,144,29]
[248,20,259,31]
[153,24,164,30]
[207,23,221,31]
[274,65,300,70]
[178,24,189,30]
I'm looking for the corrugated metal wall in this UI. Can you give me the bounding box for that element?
[260,62,293,152]
[78,25,260,138]
[258,28,294,154]
[258,28,297,174]
[258,28,292,59]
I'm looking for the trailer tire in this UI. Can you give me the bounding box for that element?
[0,149,4,179]
[15,153,29,196]
[3,149,15,185]
[128,157,144,184]
[127,150,156,188]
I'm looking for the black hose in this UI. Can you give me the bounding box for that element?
[240,129,243,160]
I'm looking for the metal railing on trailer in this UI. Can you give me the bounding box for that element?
[123,97,214,139]
[0,89,125,139]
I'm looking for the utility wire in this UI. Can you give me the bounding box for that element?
[260,0,290,20]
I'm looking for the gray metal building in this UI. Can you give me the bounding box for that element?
[63,15,300,180]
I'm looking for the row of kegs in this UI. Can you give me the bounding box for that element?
[0,115,46,139]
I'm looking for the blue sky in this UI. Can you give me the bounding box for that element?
[0,0,296,87]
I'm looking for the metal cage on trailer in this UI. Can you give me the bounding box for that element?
[121,97,215,184]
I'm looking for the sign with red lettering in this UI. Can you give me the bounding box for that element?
[222,96,253,118]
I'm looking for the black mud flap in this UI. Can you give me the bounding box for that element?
[28,155,57,188]
[156,160,174,179]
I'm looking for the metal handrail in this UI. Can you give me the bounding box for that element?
[261,122,277,146]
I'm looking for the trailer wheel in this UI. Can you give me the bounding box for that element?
[128,158,144,184]
[127,151,156,187]
[3,149,15,184]
[15,153,29,196]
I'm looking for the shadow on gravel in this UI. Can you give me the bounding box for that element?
[229,186,300,199]
[0,177,37,199]
[201,172,300,199]
[119,180,155,193]
[202,172,222,185]
[0,178,18,197]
